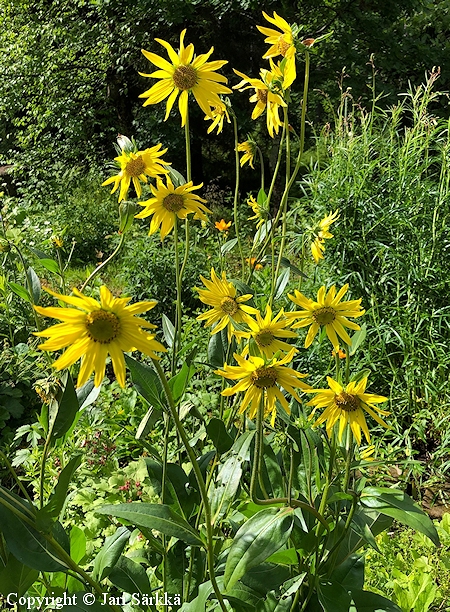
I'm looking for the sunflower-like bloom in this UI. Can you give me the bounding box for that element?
[102,145,170,203]
[287,285,365,350]
[135,177,211,240]
[216,349,309,426]
[140,29,232,127]
[257,11,296,88]
[248,194,269,229]
[205,102,231,134]
[233,63,286,137]
[241,305,297,359]
[215,219,232,232]
[34,286,166,389]
[237,141,257,169]
[311,210,339,264]
[196,268,258,339]
[306,376,389,444]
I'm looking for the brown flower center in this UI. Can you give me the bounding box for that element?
[163,193,185,213]
[85,310,120,344]
[220,297,239,315]
[312,307,336,325]
[255,329,275,348]
[335,392,360,413]
[125,155,145,178]
[277,36,291,57]
[173,65,197,91]
[257,89,268,105]
[251,367,278,388]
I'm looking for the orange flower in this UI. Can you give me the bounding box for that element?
[332,348,346,359]
[246,257,263,270]
[215,219,232,232]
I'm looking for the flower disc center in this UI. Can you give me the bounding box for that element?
[335,392,360,413]
[163,193,185,213]
[257,89,268,104]
[125,156,145,177]
[277,36,291,57]
[312,306,336,325]
[86,310,120,344]
[251,367,278,388]
[255,329,275,347]
[220,297,239,315]
[173,65,197,91]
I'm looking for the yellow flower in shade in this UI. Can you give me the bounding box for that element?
[34,286,166,389]
[237,141,256,169]
[196,268,259,339]
[139,29,232,127]
[241,305,297,359]
[102,145,170,203]
[248,194,269,229]
[306,376,389,444]
[257,12,297,88]
[311,210,339,263]
[205,102,231,134]
[135,177,211,240]
[215,219,232,232]
[216,349,309,426]
[287,285,365,350]
[233,63,286,137]
[245,257,263,271]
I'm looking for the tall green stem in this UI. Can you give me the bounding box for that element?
[232,115,245,278]
[256,145,265,191]
[79,233,125,293]
[151,359,229,612]
[172,219,183,376]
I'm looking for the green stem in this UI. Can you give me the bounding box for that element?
[256,145,265,192]
[39,434,52,509]
[0,450,34,506]
[79,233,125,293]
[151,359,229,612]
[232,115,246,279]
[172,219,182,376]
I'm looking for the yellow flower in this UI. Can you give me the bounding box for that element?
[196,268,258,339]
[233,62,286,137]
[140,29,232,127]
[248,194,269,229]
[306,376,389,444]
[241,305,297,359]
[215,219,232,232]
[135,177,211,240]
[245,257,263,271]
[311,210,339,263]
[34,286,166,389]
[287,285,365,350]
[237,141,256,169]
[257,11,296,88]
[205,102,231,134]
[216,348,309,426]
[102,145,170,203]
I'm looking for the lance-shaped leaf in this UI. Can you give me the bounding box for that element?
[91,526,130,581]
[49,372,80,441]
[0,554,39,597]
[224,507,294,590]
[360,487,439,545]
[125,354,164,411]
[96,503,204,547]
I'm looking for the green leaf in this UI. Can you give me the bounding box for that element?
[0,554,39,597]
[76,380,101,410]
[274,267,290,300]
[168,167,186,187]
[165,540,187,601]
[253,220,272,246]
[360,487,440,545]
[8,282,31,303]
[96,503,204,547]
[42,454,82,519]
[318,580,352,612]
[162,314,175,348]
[349,323,367,356]
[257,189,267,205]
[145,459,197,519]
[125,354,164,411]
[207,332,226,369]
[179,581,213,611]
[135,406,160,441]
[330,554,365,592]
[58,594,106,612]
[206,418,233,455]
[224,507,294,590]
[279,257,308,279]
[350,589,402,611]
[26,267,41,304]
[221,238,238,255]
[210,431,255,525]
[49,372,80,441]
[108,555,153,597]
[39,258,61,275]
[169,361,195,403]
[91,526,130,581]
[69,526,86,565]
